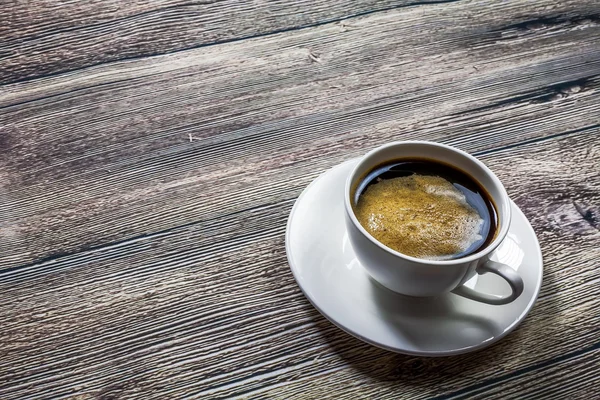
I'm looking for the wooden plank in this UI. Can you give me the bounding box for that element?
[458,347,600,399]
[1,129,598,399]
[1,0,454,84]
[3,0,598,84]
[2,0,600,268]
[257,346,600,400]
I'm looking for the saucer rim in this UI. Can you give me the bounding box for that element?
[285,159,544,357]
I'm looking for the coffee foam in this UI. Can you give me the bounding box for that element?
[355,174,484,260]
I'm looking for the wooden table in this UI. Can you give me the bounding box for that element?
[2,0,599,398]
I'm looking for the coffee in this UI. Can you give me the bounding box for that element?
[353,159,497,260]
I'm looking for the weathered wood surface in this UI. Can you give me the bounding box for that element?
[3,0,600,269]
[5,0,599,85]
[1,0,599,398]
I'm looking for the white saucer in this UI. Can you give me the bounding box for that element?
[286,159,543,356]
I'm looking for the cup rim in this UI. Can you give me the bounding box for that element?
[344,140,512,266]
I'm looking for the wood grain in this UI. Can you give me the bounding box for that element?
[5,0,599,85]
[1,0,599,398]
[2,0,600,269]
[1,0,458,84]
[1,127,599,399]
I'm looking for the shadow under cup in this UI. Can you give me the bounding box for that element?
[343,141,512,298]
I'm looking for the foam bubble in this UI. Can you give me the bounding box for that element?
[355,175,484,260]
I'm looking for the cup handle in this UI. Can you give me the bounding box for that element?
[452,260,524,305]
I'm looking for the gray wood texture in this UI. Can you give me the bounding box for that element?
[1,0,599,398]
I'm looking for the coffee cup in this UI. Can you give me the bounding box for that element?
[344,141,523,305]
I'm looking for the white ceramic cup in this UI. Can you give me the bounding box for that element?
[344,141,524,305]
